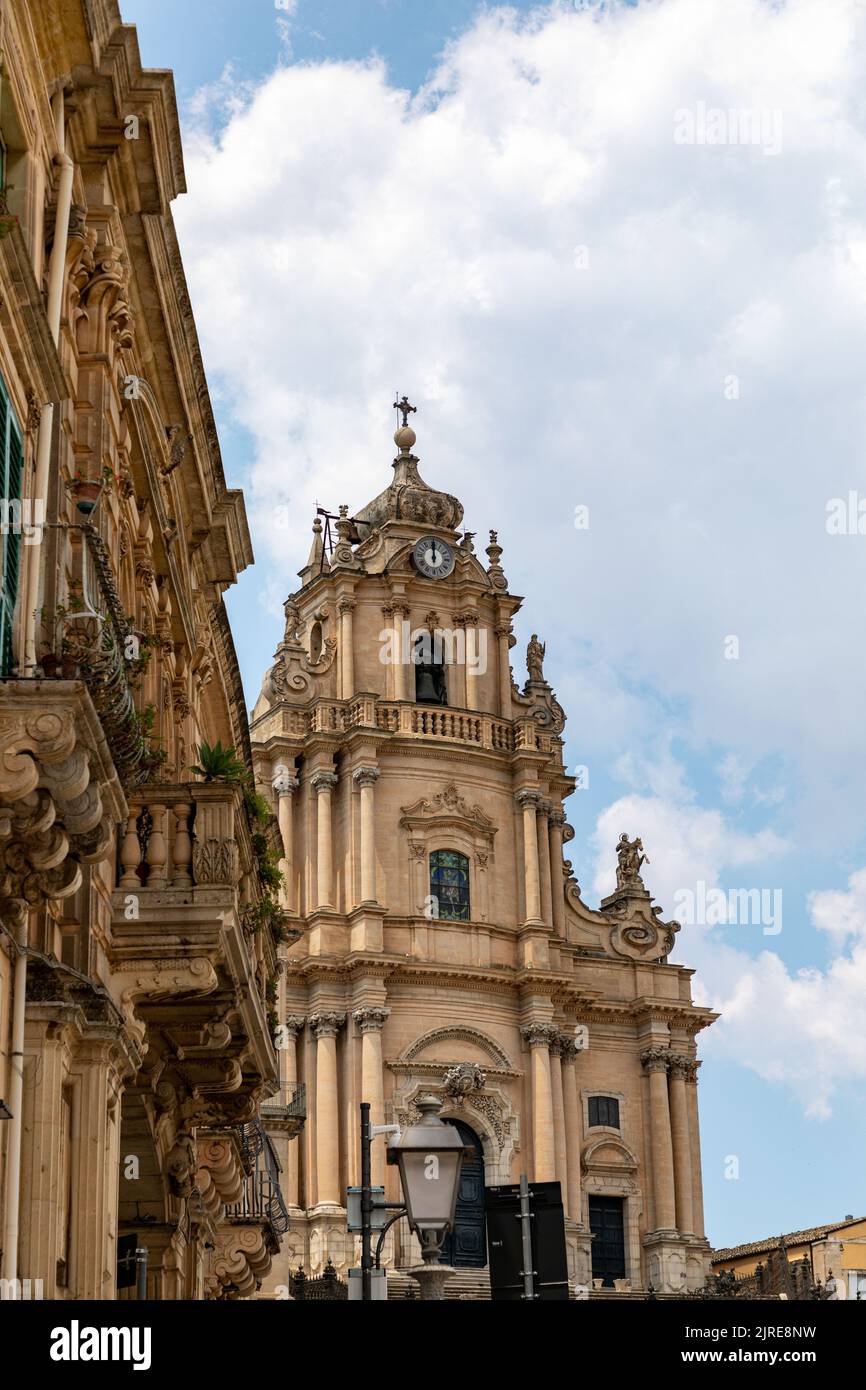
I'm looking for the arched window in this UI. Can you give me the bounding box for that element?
[430,850,470,921]
[414,631,448,705]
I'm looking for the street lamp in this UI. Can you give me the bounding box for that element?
[387,1094,473,1299]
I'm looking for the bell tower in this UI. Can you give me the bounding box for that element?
[251,404,715,1295]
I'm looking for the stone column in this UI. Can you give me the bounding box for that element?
[312,771,338,910]
[274,773,299,912]
[548,810,566,937]
[283,1015,305,1206]
[521,1024,557,1181]
[463,613,480,710]
[685,1062,706,1239]
[516,790,543,923]
[641,1047,677,1232]
[339,598,356,700]
[668,1055,695,1237]
[561,1039,583,1223]
[392,602,409,701]
[549,1034,569,1211]
[353,1007,390,1186]
[352,767,380,904]
[310,1012,346,1208]
[69,1040,124,1299]
[537,802,553,927]
[496,624,513,717]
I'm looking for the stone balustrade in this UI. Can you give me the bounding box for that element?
[117,782,252,890]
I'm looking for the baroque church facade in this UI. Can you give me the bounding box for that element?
[251,407,716,1295]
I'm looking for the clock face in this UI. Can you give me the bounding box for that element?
[413,535,456,579]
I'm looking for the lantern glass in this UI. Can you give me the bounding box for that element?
[399,1149,462,1230]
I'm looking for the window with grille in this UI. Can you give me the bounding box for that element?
[0,377,23,677]
[429,849,470,921]
[588,1095,620,1129]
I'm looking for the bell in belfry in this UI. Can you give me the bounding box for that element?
[415,664,440,704]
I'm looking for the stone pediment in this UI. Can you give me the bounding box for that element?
[399,783,497,842]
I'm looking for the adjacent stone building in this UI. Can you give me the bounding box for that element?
[0,0,290,1300]
[251,406,717,1295]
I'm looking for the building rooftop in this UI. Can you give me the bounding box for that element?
[713,1217,865,1264]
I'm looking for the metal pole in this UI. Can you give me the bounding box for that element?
[360,1102,372,1302]
[518,1173,535,1301]
[136,1247,148,1301]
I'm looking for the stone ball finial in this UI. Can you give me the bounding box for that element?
[394,424,417,451]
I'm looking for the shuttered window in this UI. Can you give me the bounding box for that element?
[0,377,24,676]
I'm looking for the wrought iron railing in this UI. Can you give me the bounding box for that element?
[46,522,161,788]
[226,1118,290,1237]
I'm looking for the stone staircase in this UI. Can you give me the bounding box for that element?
[385,1268,492,1300]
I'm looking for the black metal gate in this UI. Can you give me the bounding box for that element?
[290,1259,348,1300]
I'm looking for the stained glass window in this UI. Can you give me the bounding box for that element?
[430,849,470,922]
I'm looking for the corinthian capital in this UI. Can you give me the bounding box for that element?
[640,1045,671,1073]
[515,788,541,812]
[521,1022,559,1049]
[352,1006,390,1033]
[352,766,380,789]
[309,1011,346,1039]
[669,1054,699,1082]
[312,771,338,795]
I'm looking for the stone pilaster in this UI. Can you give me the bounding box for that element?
[549,1032,569,1209]
[537,801,553,927]
[352,767,380,905]
[668,1054,695,1237]
[516,789,543,924]
[641,1047,677,1233]
[274,772,299,912]
[312,771,338,910]
[353,1006,390,1186]
[339,598,356,699]
[282,1015,306,1207]
[548,809,566,937]
[521,1023,558,1181]
[309,1011,346,1209]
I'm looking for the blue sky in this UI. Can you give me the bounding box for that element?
[121,0,866,1250]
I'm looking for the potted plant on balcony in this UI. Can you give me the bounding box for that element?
[190,739,248,783]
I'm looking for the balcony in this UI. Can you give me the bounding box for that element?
[226,1119,290,1241]
[44,522,161,789]
[109,782,280,1125]
[267,694,550,752]
[261,1082,307,1140]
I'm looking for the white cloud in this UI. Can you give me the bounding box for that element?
[589,789,865,1119]
[174,0,866,849]
[172,0,866,1115]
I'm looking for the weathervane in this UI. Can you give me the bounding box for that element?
[393,394,417,428]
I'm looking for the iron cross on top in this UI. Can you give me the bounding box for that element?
[393,395,417,427]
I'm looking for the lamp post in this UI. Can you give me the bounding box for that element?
[387,1094,472,1300]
